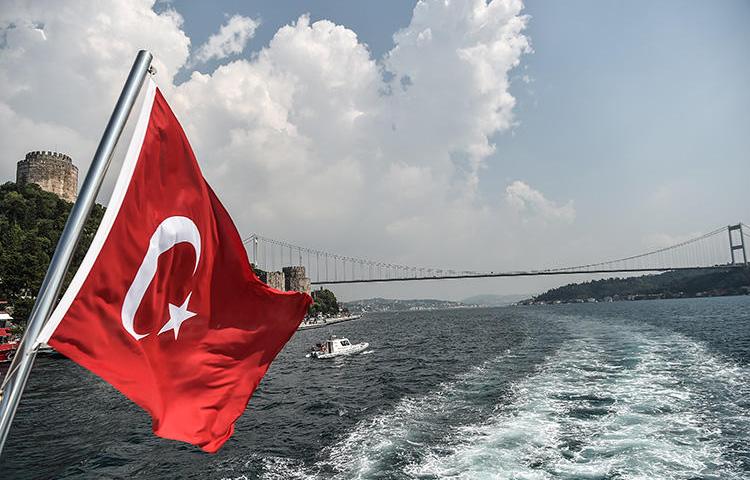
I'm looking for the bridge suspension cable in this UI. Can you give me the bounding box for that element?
[242,222,747,285]
[543,226,730,273]
[242,233,483,283]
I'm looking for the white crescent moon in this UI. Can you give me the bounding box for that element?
[121,216,201,340]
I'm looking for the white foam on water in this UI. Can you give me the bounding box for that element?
[314,348,519,479]
[212,350,518,480]
[216,455,309,480]
[219,321,750,480]
[259,456,310,480]
[408,322,750,480]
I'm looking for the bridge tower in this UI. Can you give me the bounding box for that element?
[728,224,747,265]
[250,236,258,265]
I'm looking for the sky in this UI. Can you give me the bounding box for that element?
[1,0,748,301]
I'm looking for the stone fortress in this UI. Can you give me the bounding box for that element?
[283,266,311,294]
[16,151,78,202]
[256,266,311,294]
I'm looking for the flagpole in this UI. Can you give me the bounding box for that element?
[0,50,153,456]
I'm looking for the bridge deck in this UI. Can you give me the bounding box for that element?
[310,265,745,285]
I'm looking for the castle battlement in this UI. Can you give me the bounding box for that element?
[24,151,74,163]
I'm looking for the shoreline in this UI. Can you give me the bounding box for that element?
[298,315,363,331]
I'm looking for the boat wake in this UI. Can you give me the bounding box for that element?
[310,347,520,478]
[232,317,750,480]
[217,454,309,480]
[407,321,750,479]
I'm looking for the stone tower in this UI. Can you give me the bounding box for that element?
[283,266,311,294]
[266,271,286,291]
[16,151,78,202]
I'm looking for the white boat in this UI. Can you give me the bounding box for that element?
[307,336,369,359]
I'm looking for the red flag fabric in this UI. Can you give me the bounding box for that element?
[37,80,311,453]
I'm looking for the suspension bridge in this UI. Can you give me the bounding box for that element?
[242,223,749,285]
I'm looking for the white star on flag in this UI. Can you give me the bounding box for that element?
[158,293,197,339]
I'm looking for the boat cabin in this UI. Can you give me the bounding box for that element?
[320,336,352,354]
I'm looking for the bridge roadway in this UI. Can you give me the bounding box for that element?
[311,264,746,285]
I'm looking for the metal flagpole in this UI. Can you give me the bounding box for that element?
[0,50,153,455]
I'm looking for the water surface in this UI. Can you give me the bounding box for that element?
[2,296,749,479]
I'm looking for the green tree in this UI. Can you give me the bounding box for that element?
[0,181,104,326]
[308,288,340,316]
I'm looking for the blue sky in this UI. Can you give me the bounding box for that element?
[499,1,750,236]
[164,1,416,68]
[2,0,748,300]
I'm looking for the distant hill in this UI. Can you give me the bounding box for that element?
[525,267,750,304]
[461,294,529,306]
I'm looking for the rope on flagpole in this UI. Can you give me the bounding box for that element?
[0,338,49,393]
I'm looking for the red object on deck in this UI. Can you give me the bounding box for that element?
[0,328,18,363]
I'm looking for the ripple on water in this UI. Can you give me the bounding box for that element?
[236,314,750,480]
[310,349,520,478]
[2,299,749,480]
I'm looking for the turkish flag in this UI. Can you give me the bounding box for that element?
[37,80,311,453]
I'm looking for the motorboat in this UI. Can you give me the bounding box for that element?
[307,335,369,359]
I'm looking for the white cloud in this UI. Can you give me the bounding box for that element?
[0,0,189,181]
[505,180,575,223]
[192,14,259,64]
[3,0,573,297]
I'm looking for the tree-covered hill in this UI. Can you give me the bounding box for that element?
[531,267,750,303]
[309,288,341,316]
[0,181,104,325]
